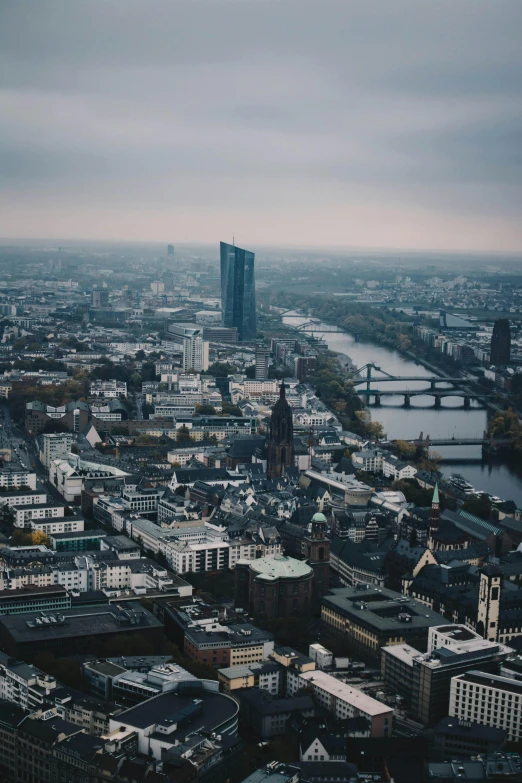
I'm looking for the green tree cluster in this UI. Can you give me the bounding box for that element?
[489,408,522,456]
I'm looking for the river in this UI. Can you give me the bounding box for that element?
[282,312,522,506]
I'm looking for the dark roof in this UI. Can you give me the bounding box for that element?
[227,436,265,458]
[0,602,162,643]
[117,688,238,736]
[174,467,231,483]
[0,700,29,728]
[331,536,393,575]
[237,687,315,715]
[293,761,358,781]
[434,716,506,743]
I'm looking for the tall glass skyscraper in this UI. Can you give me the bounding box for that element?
[220,241,256,341]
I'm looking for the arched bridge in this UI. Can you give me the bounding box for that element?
[347,363,484,408]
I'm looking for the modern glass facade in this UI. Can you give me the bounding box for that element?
[220,241,256,341]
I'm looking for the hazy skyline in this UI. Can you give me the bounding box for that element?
[1,0,522,253]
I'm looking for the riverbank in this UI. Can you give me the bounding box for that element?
[280,310,522,505]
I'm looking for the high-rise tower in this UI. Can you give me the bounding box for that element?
[220,241,256,341]
[490,319,511,366]
[266,382,294,479]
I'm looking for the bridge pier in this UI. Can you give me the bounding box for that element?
[374,394,381,407]
[463,397,471,409]
[404,394,411,408]
[434,394,441,408]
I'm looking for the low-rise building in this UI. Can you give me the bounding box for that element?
[184,622,274,668]
[108,688,239,759]
[218,661,281,695]
[289,669,393,738]
[236,689,315,738]
[0,465,37,491]
[0,603,164,661]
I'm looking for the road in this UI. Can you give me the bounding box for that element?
[135,392,144,420]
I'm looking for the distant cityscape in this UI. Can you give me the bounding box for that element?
[0,240,521,783]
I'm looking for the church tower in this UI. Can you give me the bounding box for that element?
[304,511,330,600]
[477,564,502,642]
[428,482,440,550]
[267,382,294,479]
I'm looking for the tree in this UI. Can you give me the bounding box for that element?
[195,404,216,415]
[205,362,237,377]
[31,530,50,546]
[176,426,193,443]
[220,403,242,417]
[394,440,417,460]
[366,420,385,439]
[462,493,492,522]
[417,451,442,473]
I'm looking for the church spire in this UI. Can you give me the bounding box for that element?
[279,381,286,399]
[429,482,440,549]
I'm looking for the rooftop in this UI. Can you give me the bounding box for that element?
[244,554,313,581]
[0,603,162,642]
[115,687,238,737]
[298,670,393,717]
[323,585,448,633]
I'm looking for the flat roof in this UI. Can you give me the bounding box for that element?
[115,688,238,737]
[381,644,420,667]
[454,671,522,696]
[0,603,163,643]
[49,529,106,539]
[244,554,313,581]
[323,586,447,633]
[298,670,393,717]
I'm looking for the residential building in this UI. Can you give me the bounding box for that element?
[351,449,384,473]
[184,622,274,668]
[39,432,74,468]
[0,465,37,491]
[89,379,127,397]
[289,669,393,738]
[255,347,270,379]
[183,334,209,372]
[218,661,281,695]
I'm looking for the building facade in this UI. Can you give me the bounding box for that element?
[220,241,256,341]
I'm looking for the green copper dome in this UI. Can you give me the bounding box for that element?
[312,512,327,523]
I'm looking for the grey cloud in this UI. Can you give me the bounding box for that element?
[0,0,521,250]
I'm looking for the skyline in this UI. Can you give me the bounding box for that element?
[1,0,522,253]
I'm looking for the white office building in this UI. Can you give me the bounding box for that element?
[449,671,522,742]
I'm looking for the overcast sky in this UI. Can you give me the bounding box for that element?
[1,0,522,252]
